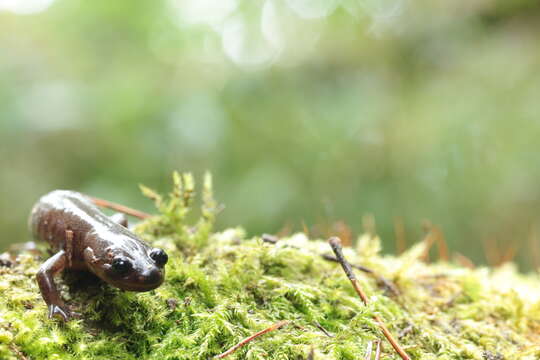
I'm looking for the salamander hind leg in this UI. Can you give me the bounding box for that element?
[110,213,128,228]
[36,250,77,321]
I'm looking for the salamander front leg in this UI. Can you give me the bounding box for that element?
[110,213,128,228]
[36,250,73,321]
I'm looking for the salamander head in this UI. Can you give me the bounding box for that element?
[84,233,168,292]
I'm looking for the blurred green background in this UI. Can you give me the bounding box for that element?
[1,0,540,270]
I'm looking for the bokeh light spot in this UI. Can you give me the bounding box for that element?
[168,0,238,27]
[0,0,55,14]
[261,0,322,64]
[221,15,278,67]
[285,0,338,19]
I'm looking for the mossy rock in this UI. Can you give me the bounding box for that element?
[0,173,539,360]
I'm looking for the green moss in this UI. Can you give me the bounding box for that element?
[1,173,539,359]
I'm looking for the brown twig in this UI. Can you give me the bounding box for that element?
[10,344,29,360]
[481,236,521,267]
[420,230,436,262]
[89,196,151,219]
[328,237,411,360]
[482,236,499,267]
[321,254,400,297]
[277,222,293,238]
[454,252,475,269]
[307,347,315,360]
[421,222,448,262]
[332,220,353,247]
[321,254,373,274]
[261,235,399,296]
[499,241,520,265]
[302,221,310,238]
[215,320,289,359]
[434,226,449,262]
[314,321,334,338]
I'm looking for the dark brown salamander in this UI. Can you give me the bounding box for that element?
[29,190,168,321]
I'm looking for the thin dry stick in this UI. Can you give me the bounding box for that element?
[89,196,151,219]
[332,220,353,247]
[215,320,289,359]
[321,254,399,297]
[420,225,436,262]
[499,242,519,264]
[328,237,411,360]
[374,340,382,360]
[454,252,475,269]
[321,254,373,274]
[10,344,29,360]
[482,236,500,266]
[420,223,449,262]
[433,226,449,262]
[302,220,310,238]
[307,348,315,360]
[314,321,334,338]
[260,236,399,296]
[364,341,373,360]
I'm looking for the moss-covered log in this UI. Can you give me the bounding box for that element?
[0,173,539,359]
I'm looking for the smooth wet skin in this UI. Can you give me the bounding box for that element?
[29,190,168,321]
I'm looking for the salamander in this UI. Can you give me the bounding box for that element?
[29,190,168,321]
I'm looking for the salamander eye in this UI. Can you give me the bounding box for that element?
[149,248,168,267]
[111,257,132,275]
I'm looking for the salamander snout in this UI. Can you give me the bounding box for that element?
[139,267,162,285]
[101,248,167,292]
[110,263,164,292]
